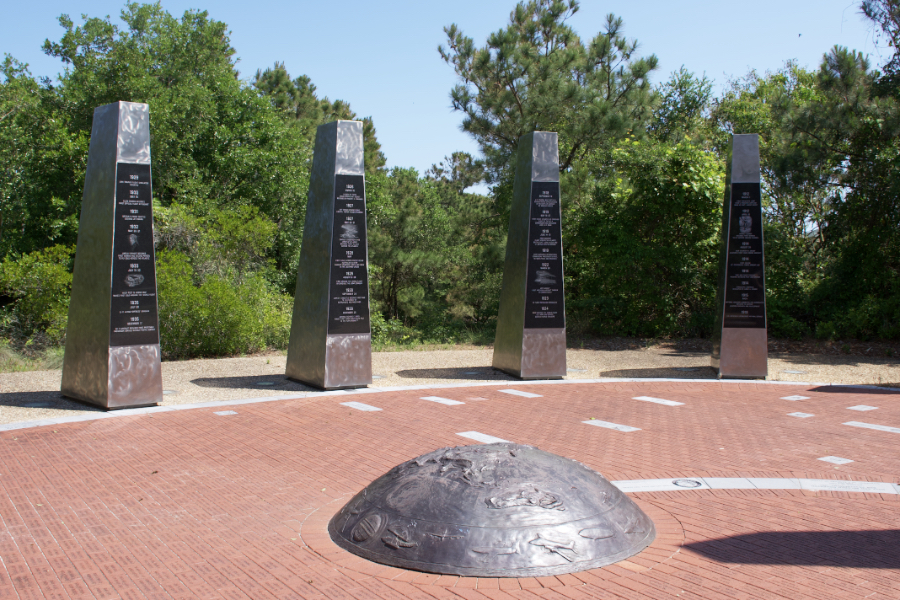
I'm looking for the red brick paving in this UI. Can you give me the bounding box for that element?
[0,381,898,598]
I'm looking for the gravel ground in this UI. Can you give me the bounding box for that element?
[1,345,897,426]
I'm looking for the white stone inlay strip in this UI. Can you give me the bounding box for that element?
[702,477,756,489]
[421,396,464,406]
[456,431,510,444]
[633,396,684,406]
[214,410,237,416]
[340,402,382,412]
[612,478,710,492]
[844,421,900,434]
[800,479,894,494]
[613,477,898,494]
[582,420,640,432]
[498,389,542,398]
[788,412,814,418]
[781,395,810,401]
[745,477,802,489]
[818,456,854,465]
[847,405,878,411]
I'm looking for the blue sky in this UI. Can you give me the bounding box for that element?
[2,1,883,176]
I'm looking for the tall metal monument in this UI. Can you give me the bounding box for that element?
[493,132,566,379]
[286,120,372,389]
[62,102,162,409]
[711,134,768,378]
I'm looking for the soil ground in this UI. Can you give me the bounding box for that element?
[1,339,897,425]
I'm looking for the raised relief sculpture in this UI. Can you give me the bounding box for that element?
[486,485,564,510]
[529,535,577,562]
[382,525,418,550]
[328,443,655,577]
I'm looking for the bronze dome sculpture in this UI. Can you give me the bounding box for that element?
[328,443,655,577]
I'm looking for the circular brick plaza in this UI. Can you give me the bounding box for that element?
[0,379,897,599]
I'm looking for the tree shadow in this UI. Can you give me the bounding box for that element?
[0,390,103,412]
[598,366,718,379]
[394,368,516,380]
[190,375,318,392]
[810,385,900,395]
[774,354,898,368]
[685,530,900,567]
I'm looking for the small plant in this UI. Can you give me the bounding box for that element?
[0,245,74,350]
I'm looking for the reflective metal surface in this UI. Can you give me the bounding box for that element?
[335,120,364,175]
[493,132,566,379]
[108,344,163,408]
[287,121,372,390]
[731,134,761,184]
[324,333,372,389]
[62,102,161,409]
[521,328,566,378]
[711,134,768,378]
[531,132,560,182]
[116,103,151,164]
[716,328,768,378]
[329,443,656,577]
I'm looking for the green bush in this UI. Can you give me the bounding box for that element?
[156,250,290,359]
[370,310,420,347]
[568,139,724,337]
[0,245,74,349]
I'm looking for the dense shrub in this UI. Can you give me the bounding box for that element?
[567,140,724,337]
[156,251,291,359]
[0,245,74,349]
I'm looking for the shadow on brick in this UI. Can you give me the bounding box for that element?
[685,530,900,568]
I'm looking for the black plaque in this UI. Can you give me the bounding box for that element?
[722,182,766,328]
[109,163,159,346]
[327,174,370,334]
[524,182,565,328]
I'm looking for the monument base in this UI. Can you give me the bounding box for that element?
[286,333,372,390]
[493,328,566,380]
[62,344,162,409]
[712,328,767,379]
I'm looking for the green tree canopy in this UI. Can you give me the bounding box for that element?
[439,0,658,184]
[253,62,386,172]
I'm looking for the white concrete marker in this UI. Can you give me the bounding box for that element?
[582,420,640,432]
[746,477,801,489]
[781,395,810,401]
[633,396,684,406]
[421,396,465,406]
[847,405,878,411]
[498,389,542,398]
[457,431,510,444]
[702,477,756,489]
[788,412,814,418]
[612,477,898,494]
[340,402,382,412]
[214,411,237,416]
[844,421,900,434]
[800,479,894,494]
[819,456,854,465]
